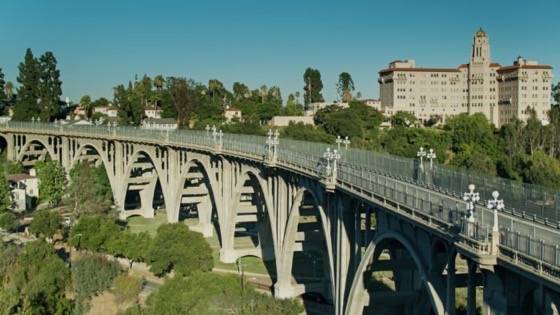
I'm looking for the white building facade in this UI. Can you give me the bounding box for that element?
[378,29,553,127]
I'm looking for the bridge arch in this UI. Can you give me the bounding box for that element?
[276,184,335,300]
[219,168,276,262]
[120,148,166,218]
[16,138,56,167]
[173,157,220,239]
[345,230,445,315]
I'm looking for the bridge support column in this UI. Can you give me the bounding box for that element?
[446,251,457,315]
[190,197,214,237]
[333,196,352,315]
[467,259,478,315]
[482,269,506,315]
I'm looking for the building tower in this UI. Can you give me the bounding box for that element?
[466,28,500,125]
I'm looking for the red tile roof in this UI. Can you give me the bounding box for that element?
[497,65,553,72]
[379,67,460,74]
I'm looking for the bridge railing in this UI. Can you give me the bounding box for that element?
[277,136,560,229]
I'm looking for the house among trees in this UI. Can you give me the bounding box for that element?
[5,172,38,212]
[144,105,162,119]
[224,106,242,122]
[141,118,178,130]
[93,105,118,117]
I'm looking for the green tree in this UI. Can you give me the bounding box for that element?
[107,230,152,268]
[0,168,12,211]
[522,107,545,156]
[71,253,122,301]
[336,72,354,103]
[28,209,61,239]
[5,81,14,104]
[303,68,324,105]
[233,82,250,101]
[522,150,560,189]
[165,77,198,128]
[552,82,560,105]
[144,271,302,315]
[12,48,40,121]
[35,159,66,205]
[208,79,225,103]
[80,95,93,119]
[0,212,18,231]
[67,162,113,218]
[115,82,143,126]
[282,121,333,143]
[391,111,418,127]
[37,51,63,121]
[134,74,153,106]
[147,223,213,277]
[0,67,6,103]
[70,215,122,251]
[10,239,72,314]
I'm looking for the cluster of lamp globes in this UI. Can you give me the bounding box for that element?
[462,184,505,230]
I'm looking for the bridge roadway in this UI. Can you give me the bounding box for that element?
[1,122,559,315]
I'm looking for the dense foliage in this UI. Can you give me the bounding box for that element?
[71,253,122,301]
[0,240,72,314]
[142,271,303,315]
[147,223,213,277]
[67,162,113,218]
[28,209,61,239]
[35,159,66,205]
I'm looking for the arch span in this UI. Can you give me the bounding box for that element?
[345,230,445,315]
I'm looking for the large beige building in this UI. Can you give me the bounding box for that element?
[378,29,554,127]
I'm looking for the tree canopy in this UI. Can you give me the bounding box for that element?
[147,223,213,277]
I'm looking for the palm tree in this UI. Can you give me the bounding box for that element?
[260,85,268,103]
[153,75,166,91]
[208,79,223,102]
[5,81,13,102]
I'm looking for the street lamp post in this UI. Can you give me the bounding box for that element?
[336,136,342,151]
[343,136,350,150]
[205,124,210,136]
[427,148,436,170]
[212,125,217,144]
[324,148,333,176]
[266,129,274,156]
[272,130,279,156]
[462,184,480,237]
[487,190,504,254]
[417,147,426,170]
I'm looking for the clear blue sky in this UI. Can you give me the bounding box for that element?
[2,0,558,104]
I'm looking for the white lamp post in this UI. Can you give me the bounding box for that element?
[343,136,350,150]
[487,191,504,233]
[272,130,279,155]
[336,136,343,151]
[417,146,426,170]
[205,124,210,136]
[266,129,274,156]
[324,148,333,173]
[427,148,436,170]
[212,125,217,144]
[487,190,504,254]
[462,184,480,237]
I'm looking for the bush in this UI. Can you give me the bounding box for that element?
[0,212,18,232]
[113,274,143,304]
[72,253,122,301]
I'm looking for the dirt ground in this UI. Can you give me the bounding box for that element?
[87,292,127,315]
